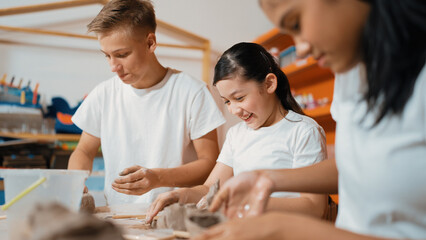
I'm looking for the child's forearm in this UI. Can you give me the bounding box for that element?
[154,157,216,188]
[266,194,327,218]
[262,158,338,194]
[68,148,95,172]
[179,185,210,204]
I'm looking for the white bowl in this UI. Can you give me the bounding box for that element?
[0,169,89,240]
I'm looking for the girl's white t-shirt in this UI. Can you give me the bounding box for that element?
[331,64,426,238]
[72,68,225,205]
[217,110,327,197]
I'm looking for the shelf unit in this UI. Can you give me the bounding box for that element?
[0,132,80,143]
[254,28,336,145]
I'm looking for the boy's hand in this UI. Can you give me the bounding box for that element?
[112,165,161,195]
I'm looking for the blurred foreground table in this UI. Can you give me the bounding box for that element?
[0,204,185,240]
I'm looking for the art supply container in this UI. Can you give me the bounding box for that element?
[0,169,89,240]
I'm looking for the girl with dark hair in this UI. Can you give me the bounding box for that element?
[146,42,328,223]
[198,0,426,240]
[213,42,304,116]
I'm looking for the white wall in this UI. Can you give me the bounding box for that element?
[0,0,274,144]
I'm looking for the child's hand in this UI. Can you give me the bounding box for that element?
[209,170,274,219]
[146,190,181,223]
[112,165,161,196]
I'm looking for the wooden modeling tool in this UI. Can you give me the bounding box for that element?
[0,73,6,85]
[32,83,39,105]
[20,90,26,105]
[17,78,23,89]
[9,76,15,87]
[122,230,190,240]
[108,214,159,220]
[173,230,190,239]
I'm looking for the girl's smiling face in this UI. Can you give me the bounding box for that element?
[260,0,370,73]
[216,74,284,130]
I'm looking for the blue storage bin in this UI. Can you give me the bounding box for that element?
[0,177,4,205]
[85,176,105,191]
[279,46,297,68]
[85,157,105,191]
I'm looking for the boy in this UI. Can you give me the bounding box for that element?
[68,0,225,205]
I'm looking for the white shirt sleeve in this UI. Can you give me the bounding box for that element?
[189,86,225,140]
[330,76,341,122]
[292,126,327,168]
[421,70,426,139]
[216,128,234,168]
[71,85,102,138]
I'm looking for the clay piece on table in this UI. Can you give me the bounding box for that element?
[184,205,226,237]
[155,202,188,231]
[80,192,96,213]
[94,205,111,214]
[196,179,220,210]
[156,179,226,237]
[26,202,124,240]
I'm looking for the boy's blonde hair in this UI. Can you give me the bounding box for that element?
[87,0,156,35]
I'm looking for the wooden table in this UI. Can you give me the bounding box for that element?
[95,204,188,239]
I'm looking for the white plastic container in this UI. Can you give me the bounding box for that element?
[0,169,89,240]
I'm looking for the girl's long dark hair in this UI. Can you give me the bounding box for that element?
[213,42,304,115]
[362,0,426,124]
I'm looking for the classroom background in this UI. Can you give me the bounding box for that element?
[0,0,337,206]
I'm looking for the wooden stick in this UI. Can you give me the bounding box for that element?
[0,25,97,40]
[0,25,206,51]
[0,0,104,17]
[157,19,208,43]
[202,41,211,84]
[0,215,7,220]
[173,230,191,239]
[111,214,159,220]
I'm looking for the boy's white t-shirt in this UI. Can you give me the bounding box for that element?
[217,110,327,197]
[331,64,426,238]
[72,68,225,205]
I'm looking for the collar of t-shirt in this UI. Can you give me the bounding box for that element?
[246,110,303,133]
[127,67,172,97]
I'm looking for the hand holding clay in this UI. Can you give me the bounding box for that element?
[112,165,161,195]
[209,171,274,219]
[146,189,181,223]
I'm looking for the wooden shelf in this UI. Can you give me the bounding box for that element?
[254,28,335,88]
[283,56,317,75]
[283,56,335,89]
[253,28,294,51]
[0,132,80,142]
